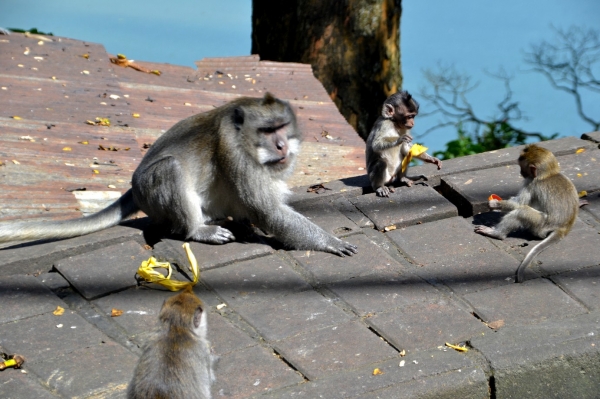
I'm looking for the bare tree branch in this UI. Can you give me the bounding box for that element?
[417,65,551,143]
[525,26,600,130]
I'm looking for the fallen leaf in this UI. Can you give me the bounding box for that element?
[579,191,588,198]
[82,53,90,59]
[487,320,505,329]
[399,350,406,357]
[577,173,583,178]
[79,141,89,145]
[464,179,473,185]
[12,160,20,165]
[372,368,383,376]
[12,116,22,120]
[576,148,585,154]
[107,184,116,189]
[53,306,65,316]
[63,147,72,151]
[93,170,99,174]
[111,308,124,317]
[216,303,227,310]
[383,225,397,232]
[132,113,140,118]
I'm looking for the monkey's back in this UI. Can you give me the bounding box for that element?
[127,329,213,399]
[531,172,578,232]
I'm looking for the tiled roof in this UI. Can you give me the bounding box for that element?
[0,34,365,222]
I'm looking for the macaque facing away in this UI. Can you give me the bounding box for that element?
[127,287,215,399]
[366,91,442,197]
[474,144,578,283]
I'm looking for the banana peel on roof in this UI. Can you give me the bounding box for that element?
[0,354,25,371]
[137,243,199,291]
[109,53,161,75]
[401,143,428,173]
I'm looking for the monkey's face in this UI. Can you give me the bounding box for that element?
[391,103,417,130]
[400,112,417,129]
[235,95,301,172]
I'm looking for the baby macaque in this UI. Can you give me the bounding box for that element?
[474,144,578,283]
[366,91,442,197]
[127,287,215,399]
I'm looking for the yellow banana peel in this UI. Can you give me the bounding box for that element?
[445,342,468,352]
[137,243,199,291]
[401,143,428,173]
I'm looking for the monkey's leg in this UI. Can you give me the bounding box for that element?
[133,157,235,244]
[369,160,394,197]
[475,206,546,240]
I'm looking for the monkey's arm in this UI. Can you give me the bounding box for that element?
[371,133,411,152]
[489,188,531,212]
[258,204,357,256]
[415,152,442,170]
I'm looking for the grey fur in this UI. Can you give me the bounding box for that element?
[127,289,215,399]
[0,93,357,256]
[366,91,441,197]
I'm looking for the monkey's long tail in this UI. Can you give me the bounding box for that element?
[0,189,139,243]
[515,230,563,283]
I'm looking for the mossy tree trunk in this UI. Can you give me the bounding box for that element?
[252,0,403,140]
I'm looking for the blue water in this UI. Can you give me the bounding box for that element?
[1,0,598,152]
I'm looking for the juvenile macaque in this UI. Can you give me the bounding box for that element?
[366,91,442,197]
[474,144,578,283]
[127,287,215,399]
[0,93,357,256]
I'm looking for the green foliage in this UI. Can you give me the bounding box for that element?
[7,28,53,36]
[433,122,558,160]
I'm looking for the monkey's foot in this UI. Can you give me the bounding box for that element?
[189,226,235,244]
[400,175,429,187]
[474,225,505,240]
[325,238,358,257]
[375,186,394,197]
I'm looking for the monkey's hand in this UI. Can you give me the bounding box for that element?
[474,225,504,240]
[189,226,235,244]
[324,237,358,257]
[376,186,395,197]
[488,199,502,210]
[399,134,413,145]
[431,157,442,170]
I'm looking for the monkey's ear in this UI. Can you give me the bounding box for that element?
[530,165,538,178]
[233,107,244,129]
[382,103,394,118]
[262,92,277,105]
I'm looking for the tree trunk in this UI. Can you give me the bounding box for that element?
[252,0,402,141]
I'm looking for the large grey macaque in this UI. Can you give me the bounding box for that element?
[366,91,442,197]
[0,93,357,256]
[127,287,215,399]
